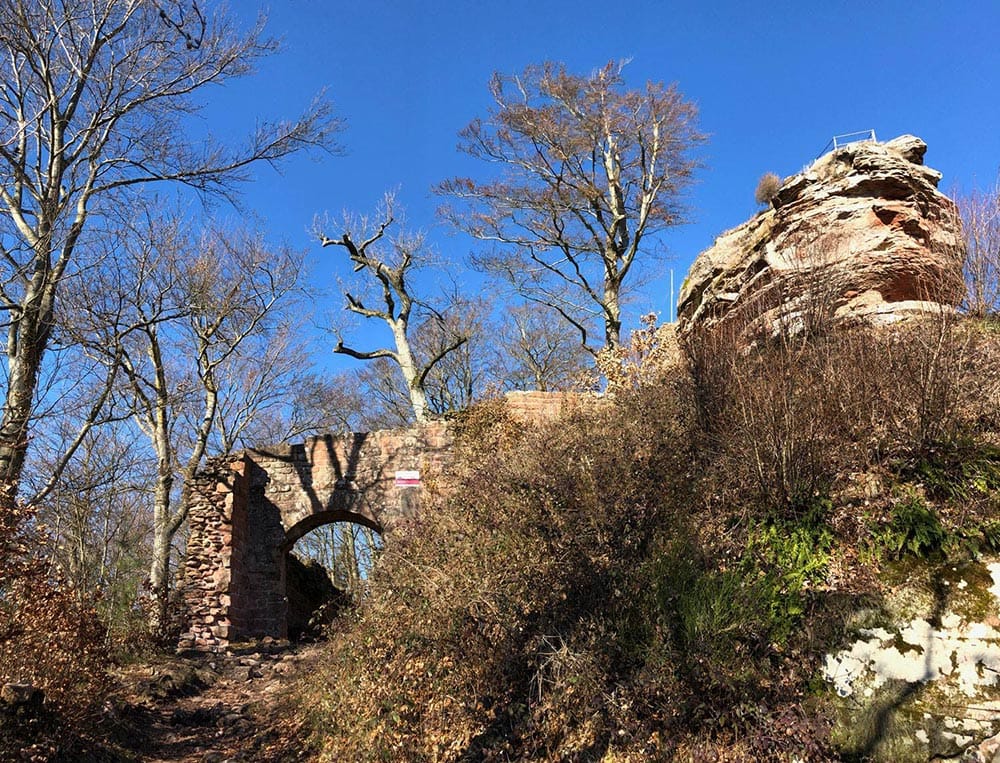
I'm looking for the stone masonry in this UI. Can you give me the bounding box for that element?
[178,391,591,650]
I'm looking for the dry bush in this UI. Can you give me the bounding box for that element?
[688,305,1000,518]
[596,313,686,392]
[296,346,832,759]
[298,371,701,760]
[296,308,1000,760]
[755,171,782,206]
[0,516,114,759]
[689,326,852,514]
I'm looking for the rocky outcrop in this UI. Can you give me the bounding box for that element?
[677,135,965,342]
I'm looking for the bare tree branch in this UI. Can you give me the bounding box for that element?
[956,180,1000,319]
[0,0,340,512]
[316,196,468,424]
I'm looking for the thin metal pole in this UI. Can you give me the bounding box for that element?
[669,269,674,320]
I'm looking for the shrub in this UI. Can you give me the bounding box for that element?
[298,374,699,760]
[755,171,782,206]
[688,315,1000,518]
[688,329,853,515]
[0,526,114,759]
[595,313,686,392]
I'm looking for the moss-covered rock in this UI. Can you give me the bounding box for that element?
[823,558,1000,760]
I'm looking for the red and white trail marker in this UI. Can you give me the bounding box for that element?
[394,470,421,487]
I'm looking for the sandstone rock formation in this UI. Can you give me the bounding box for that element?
[677,135,965,342]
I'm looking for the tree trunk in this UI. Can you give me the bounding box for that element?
[392,322,430,423]
[0,274,55,513]
[603,278,622,350]
[148,444,175,635]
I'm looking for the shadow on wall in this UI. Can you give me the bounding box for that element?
[284,554,350,641]
[229,426,452,642]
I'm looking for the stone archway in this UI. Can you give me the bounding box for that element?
[177,423,452,650]
[176,392,593,651]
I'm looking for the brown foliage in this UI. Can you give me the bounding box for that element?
[299,374,700,760]
[0,517,114,759]
[596,313,686,392]
[754,171,782,206]
[688,311,1000,516]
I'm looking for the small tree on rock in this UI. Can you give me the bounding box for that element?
[755,172,782,207]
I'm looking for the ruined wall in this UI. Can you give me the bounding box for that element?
[181,455,247,648]
[179,392,599,650]
[178,422,453,650]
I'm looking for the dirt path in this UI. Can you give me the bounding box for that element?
[117,641,322,762]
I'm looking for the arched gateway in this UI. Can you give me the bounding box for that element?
[177,421,452,650]
[177,392,591,650]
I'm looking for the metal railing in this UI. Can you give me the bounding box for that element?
[817,129,877,158]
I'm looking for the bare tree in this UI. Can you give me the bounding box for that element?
[73,212,306,631]
[956,181,1000,318]
[141,226,302,630]
[317,196,468,424]
[294,520,382,601]
[496,304,590,391]
[0,0,337,512]
[35,422,153,644]
[416,292,493,415]
[349,291,498,425]
[347,359,410,430]
[213,334,364,449]
[438,60,704,353]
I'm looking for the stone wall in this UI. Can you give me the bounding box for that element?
[503,390,603,425]
[178,422,453,650]
[178,392,599,650]
[181,455,246,648]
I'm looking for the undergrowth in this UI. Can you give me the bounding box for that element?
[0,514,117,761]
[294,316,1000,761]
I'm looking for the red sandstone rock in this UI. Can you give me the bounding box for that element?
[677,135,964,342]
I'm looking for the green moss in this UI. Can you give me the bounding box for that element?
[880,559,940,623]
[829,680,932,762]
[942,560,997,622]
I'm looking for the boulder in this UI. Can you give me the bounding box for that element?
[677,135,965,343]
[823,559,1000,761]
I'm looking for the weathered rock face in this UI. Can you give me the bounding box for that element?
[677,135,965,341]
[823,559,1000,761]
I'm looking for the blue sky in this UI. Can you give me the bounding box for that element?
[206,0,1000,371]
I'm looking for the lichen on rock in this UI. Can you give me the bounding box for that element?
[823,559,1000,761]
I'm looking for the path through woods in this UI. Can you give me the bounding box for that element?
[118,641,321,762]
